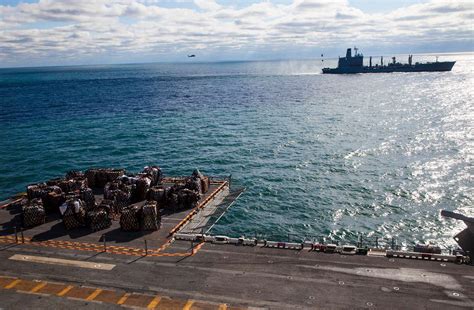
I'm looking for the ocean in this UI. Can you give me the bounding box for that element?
[0,53,472,249]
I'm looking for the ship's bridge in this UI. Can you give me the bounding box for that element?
[338,48,363,68]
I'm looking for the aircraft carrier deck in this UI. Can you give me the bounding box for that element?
[0,176,473,309]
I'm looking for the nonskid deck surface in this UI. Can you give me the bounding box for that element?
[0,239,473,309]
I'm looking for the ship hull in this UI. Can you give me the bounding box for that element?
[322,61,455,74]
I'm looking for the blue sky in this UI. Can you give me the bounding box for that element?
[0,0,472,67]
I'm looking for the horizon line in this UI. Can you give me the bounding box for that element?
[1,51,473,70]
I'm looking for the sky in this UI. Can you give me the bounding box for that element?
[0,0,473,67]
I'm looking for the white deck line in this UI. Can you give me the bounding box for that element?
[9,254,116,270]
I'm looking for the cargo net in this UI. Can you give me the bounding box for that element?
[85,168,126,188]
[88,208,112,232]
[46,172,88,193]
[19,166,222,233]
[120,205,142,231]
[26,171,89,215]
[104,181,132,213]
[41,187,64,214]
[103,165,163,209]
[119,201,161,232]
[142,201,161,231]
[22,198,46,228]
[142,166,162,186]
[61,199,86,230]
[80,187,96,210]
[147,169,209,213]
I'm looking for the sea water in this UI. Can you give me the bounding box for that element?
[1,53,472,248]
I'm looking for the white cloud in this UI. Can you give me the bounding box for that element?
[194,0,220,11]
[0,0,472,66]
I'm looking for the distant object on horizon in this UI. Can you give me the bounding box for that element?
[322,48,455,74]
[187,54,196,58]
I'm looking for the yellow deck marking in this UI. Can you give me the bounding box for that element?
[183,299,195,310]
[86,288,103,301]
[9,254,115,270]
[147,296,162,309]
[191,242,205,256]
[117,292,131,305]
[0,275,240,309]
[30,282,47,293]
[56,285,73,296]
[4,279,21,289]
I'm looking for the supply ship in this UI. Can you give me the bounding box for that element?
[322,48,455,74]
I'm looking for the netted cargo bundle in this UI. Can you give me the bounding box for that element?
[51,177,87,193]
[104,169,125,182]
[96,199,115,218]
[164,190,180,212]
[134,177,151,202]
[147,187,166,203]
[85,169,97,188]
[27,183,63,214]
[141,201,160,231]
[95,171,109,188]
[64,191,80,201]
[120,206,141,231]
[114,189,131,213]
[180,188,200,209]
[69,177,88,192]
[87,209,111,232]
[65,170,84,180]
[22,199,46,228]
[188,169,210,194]
[142,166,162,186]
[119,174,138,186]
[42,189,65,214]
[185,177,202,194]
[163,183,201,212]
[80,187,95,210]
[26,183,47,200]
[104,181,120,200]
[98,199,114,212]
[61,199,86,230]
[86,168,126,188]
[200,176,210,194]
[56,179,73,193]
[46,178,64,187]
[104,181,132,213]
